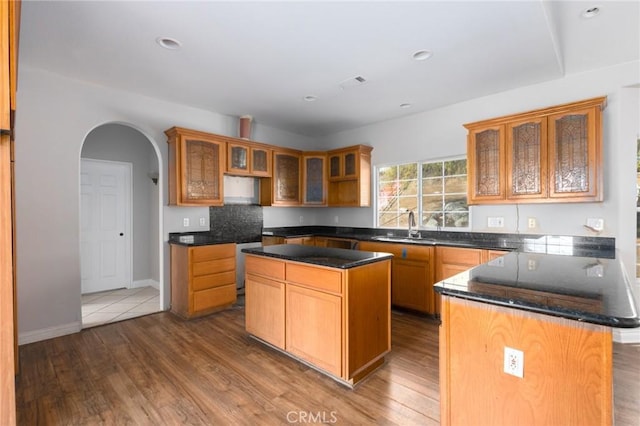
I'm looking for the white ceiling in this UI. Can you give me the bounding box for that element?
[18,1,640,137]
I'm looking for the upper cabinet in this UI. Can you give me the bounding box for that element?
[166,127,226,206]
[226,141,272,177]
[302,152,327,206]
[465,97,605,205]
[327,145,373,207]
[261,148,302,206]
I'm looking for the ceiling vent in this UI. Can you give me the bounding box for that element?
[339,75,367,90]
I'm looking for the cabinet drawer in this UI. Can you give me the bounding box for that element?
[192,257,235,277]
[192,270,236,291]
[286,263,342,294]
[438,246,483,266]
[191,244,235,262]
[193,284,236,312]
[246,255,285,280]
[360,241,431,261]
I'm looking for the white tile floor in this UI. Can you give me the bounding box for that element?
[81,286,160,328]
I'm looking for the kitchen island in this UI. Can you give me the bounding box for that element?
[241,244,393,387]
[434,250,639,426]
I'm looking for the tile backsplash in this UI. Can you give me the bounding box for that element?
[209,205,263,243]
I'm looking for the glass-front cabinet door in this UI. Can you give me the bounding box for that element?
[251,146,271,177]
[548,107,600,201]
[467,126,505,204]
[273,151,301,204]
[227,142,250,175]
[506,117,547,200]
[303,153,326,205]
[180,136,224,205]
[329,154,341,179]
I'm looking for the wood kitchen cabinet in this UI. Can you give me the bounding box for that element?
[245,253,391,386]
[466,97,605,204]
[284,236,315,245]
[166,127,226,206]
[170,243,237,319]
[435,246,508,315]
[302,152,327,205]
[327,145,373,207]
[260,148,302,206]
[227,141,271,177]
[245,256,286,349]
[360,241,436,315]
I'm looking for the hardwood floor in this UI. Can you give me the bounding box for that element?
[15,306,640,425]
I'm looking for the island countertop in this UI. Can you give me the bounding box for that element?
[241,244,393,269]
[434,250,640,328]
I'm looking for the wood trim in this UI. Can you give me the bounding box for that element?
[1,0,9,131]
[463,96,607,130]
[0,132,15,425]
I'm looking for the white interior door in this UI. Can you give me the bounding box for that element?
[80,159,132,294]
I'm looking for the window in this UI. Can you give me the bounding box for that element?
[376,158,469,230]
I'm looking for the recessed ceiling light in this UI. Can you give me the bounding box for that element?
[581,6,601,18]
[400,103,412,109]
[156,37,182,50]
[412,50,433,61]
[303,95,318,102]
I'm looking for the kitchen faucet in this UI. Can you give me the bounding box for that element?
[407,210,420,238]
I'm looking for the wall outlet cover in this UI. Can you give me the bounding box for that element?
[504,347,524,378]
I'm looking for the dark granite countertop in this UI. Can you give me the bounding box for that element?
[434,251,639,328]
[261,226,615,254]
[168,233,237,246]
[241,244,393,269]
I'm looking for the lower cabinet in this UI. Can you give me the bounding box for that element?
[245,254,391,385]
[359,241,435,315]
[170,243,237,319]
[435,246,509,315]
[286,284,342,376]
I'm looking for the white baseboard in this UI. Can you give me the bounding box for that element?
[19,321,82,345]
[613,327,640,344]
[132,279,160,290]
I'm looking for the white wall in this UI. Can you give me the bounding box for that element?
[317,62,640,280]
[14,66,314,342]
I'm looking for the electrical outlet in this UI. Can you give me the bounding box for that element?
[334,216,339,224]
[183,218,189,227]
[527,217,537,229]
[488,217,504,228]
[299,215,304,224]
[586,218,604,231]
[504,347,524,378]
[199,217,206,226]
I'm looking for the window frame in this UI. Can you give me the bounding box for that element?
[374,156,471,231]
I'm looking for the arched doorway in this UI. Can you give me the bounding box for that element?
[79,123,163,328]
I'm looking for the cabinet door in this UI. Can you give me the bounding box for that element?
[392,259,433,313]
[180,136,224,205]
[303,155,326,205]
[273,151,301,204]
[227,143,250,175]
[251,147,271,177]
[467,126,506,203]
[286,284,342,377]
[548,106,601,201]
[328,154,341,179]
[344,151,357,178]
[506,118,547,200]
[245,274,285,349]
